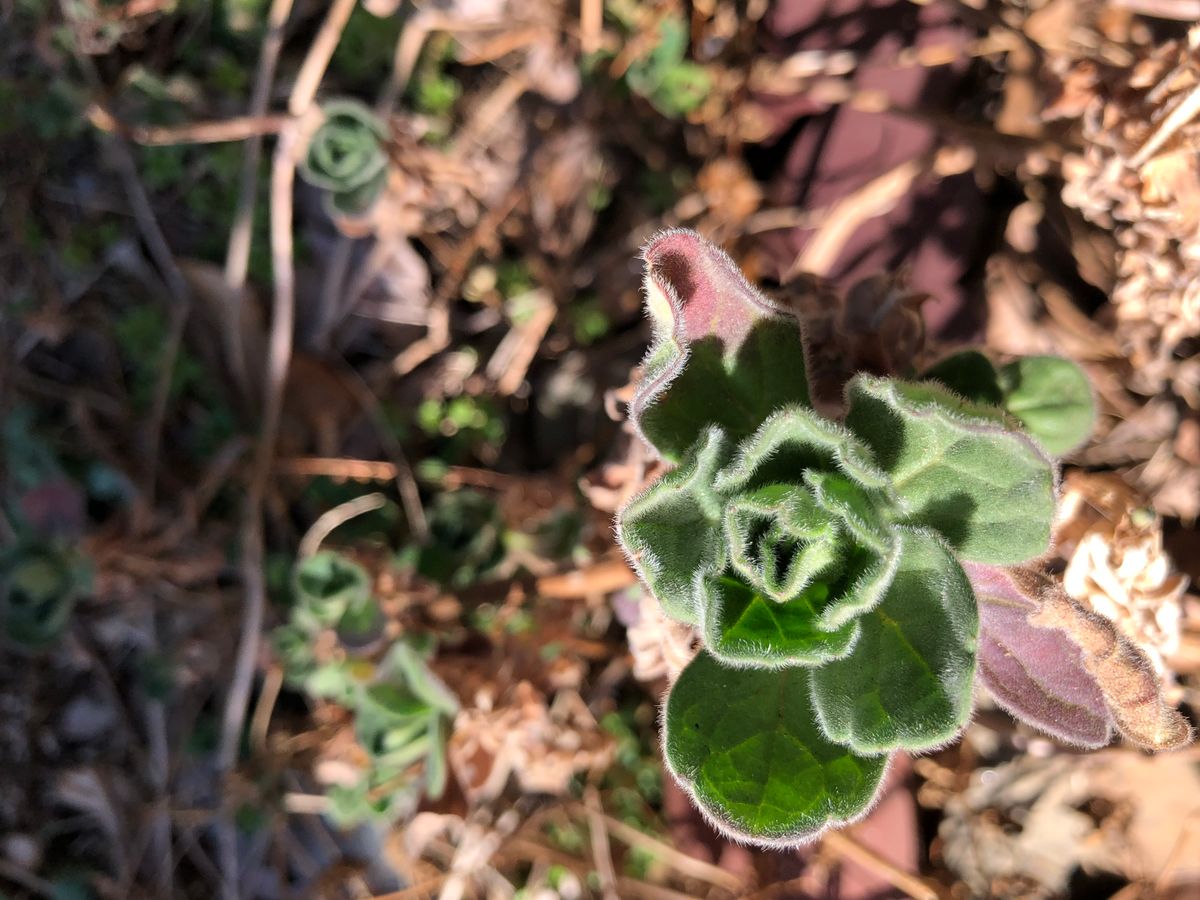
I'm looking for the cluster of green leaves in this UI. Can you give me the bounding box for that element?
[1,540,90,649]
[416,394,507,458]
[273,551,457,826]
[627,19,710,117]
[299,99,389,216]
[398,490,506,589]
[617,15,710,118]
[616,230,1095,845]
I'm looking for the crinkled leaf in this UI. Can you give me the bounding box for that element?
[632,230,810,462]
[802,470,892,554]
[722,485,838,601]
[813,541,901,632]
[702,574,859,667]
[379,642,459,716]
[300,99,389,215]
[616,428,730,624]
[965,562,1112,749]
[999,356,1095,456]
[919,350,1004,406]
[293,551,372,628]
[664,651,887,846]
[715,406,892,496]
[810,529,977,753]
[845,375,1055,564]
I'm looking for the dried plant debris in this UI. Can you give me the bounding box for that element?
[1056,471,1188,688]
[447,681,614,803]
[940,750,1200,898]
[616,587,699,684]
[1056,27,1200,396]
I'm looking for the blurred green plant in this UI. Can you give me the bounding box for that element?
[400,490,506,588]
[570,296,612,346]
[407,32,461,131]
[299,99,389,216]
[332,4,407,87]
[1,541,90,649]
[415,394,506,462]
[623,16,710,118]
[273,551,458,826]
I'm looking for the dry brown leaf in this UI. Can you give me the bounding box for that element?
[1027,580,1192,751]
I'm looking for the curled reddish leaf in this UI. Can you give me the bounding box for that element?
[967,562,1193,751]
[966,562,1112,748]
[631,229,811,462]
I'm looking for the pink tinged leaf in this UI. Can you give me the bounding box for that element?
[630,230,810,462]
[1029,586,1193,751]
[966,562,1113,749]
[641,228,787,350]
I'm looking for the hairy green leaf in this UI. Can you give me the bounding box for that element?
[999,356,1095,456]
[715,406,892,496]
[616,428,730,623]
[919,350,1004,406]
[845,375,1055,564]
[631,231,809,462]
[294,551,372,629]
[722,485,838,601]
[300,99,389,215]
[810,528,978,753]
[664,651,888,845]
[702,574,859,667]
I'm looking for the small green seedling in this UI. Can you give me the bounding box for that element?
[274,551,457,826]
[1,541,89,649]
[299,99,389,216]
[616,230,1189,846]
[623,16,711,118]
[399,490,506,589]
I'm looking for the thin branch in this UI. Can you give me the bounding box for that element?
[821,829,946,900]
[288,0,359,115]
[571,804,744,892]
[249,664,284,757]
[217,0,358,890]
[331,363,429,542]
[87,106,289,145]
[224,0,296,402]
[296,491,387,559]
[583,787,620,900]
[216,112,305,900]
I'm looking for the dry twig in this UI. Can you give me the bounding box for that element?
[225,0,296,402]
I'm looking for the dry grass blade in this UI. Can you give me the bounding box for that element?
[87,106,289,145]
[787,155,927,279]
[574,805,745,893]
[225,0,295,402]
[583,787,620,900]
[821,829,946,900]
[297,491,387,559]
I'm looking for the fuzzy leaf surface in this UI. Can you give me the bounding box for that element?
[1029,581,1192,751]
[632,230,809,462]
[702,574,859,667]
[616,428,729,624]
[810,528,977,753]
[965,562,1112,748]
[845,375,1055,564]
[664,651,887,845]
[920,350,1004,406]
[999,356,1095,456]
